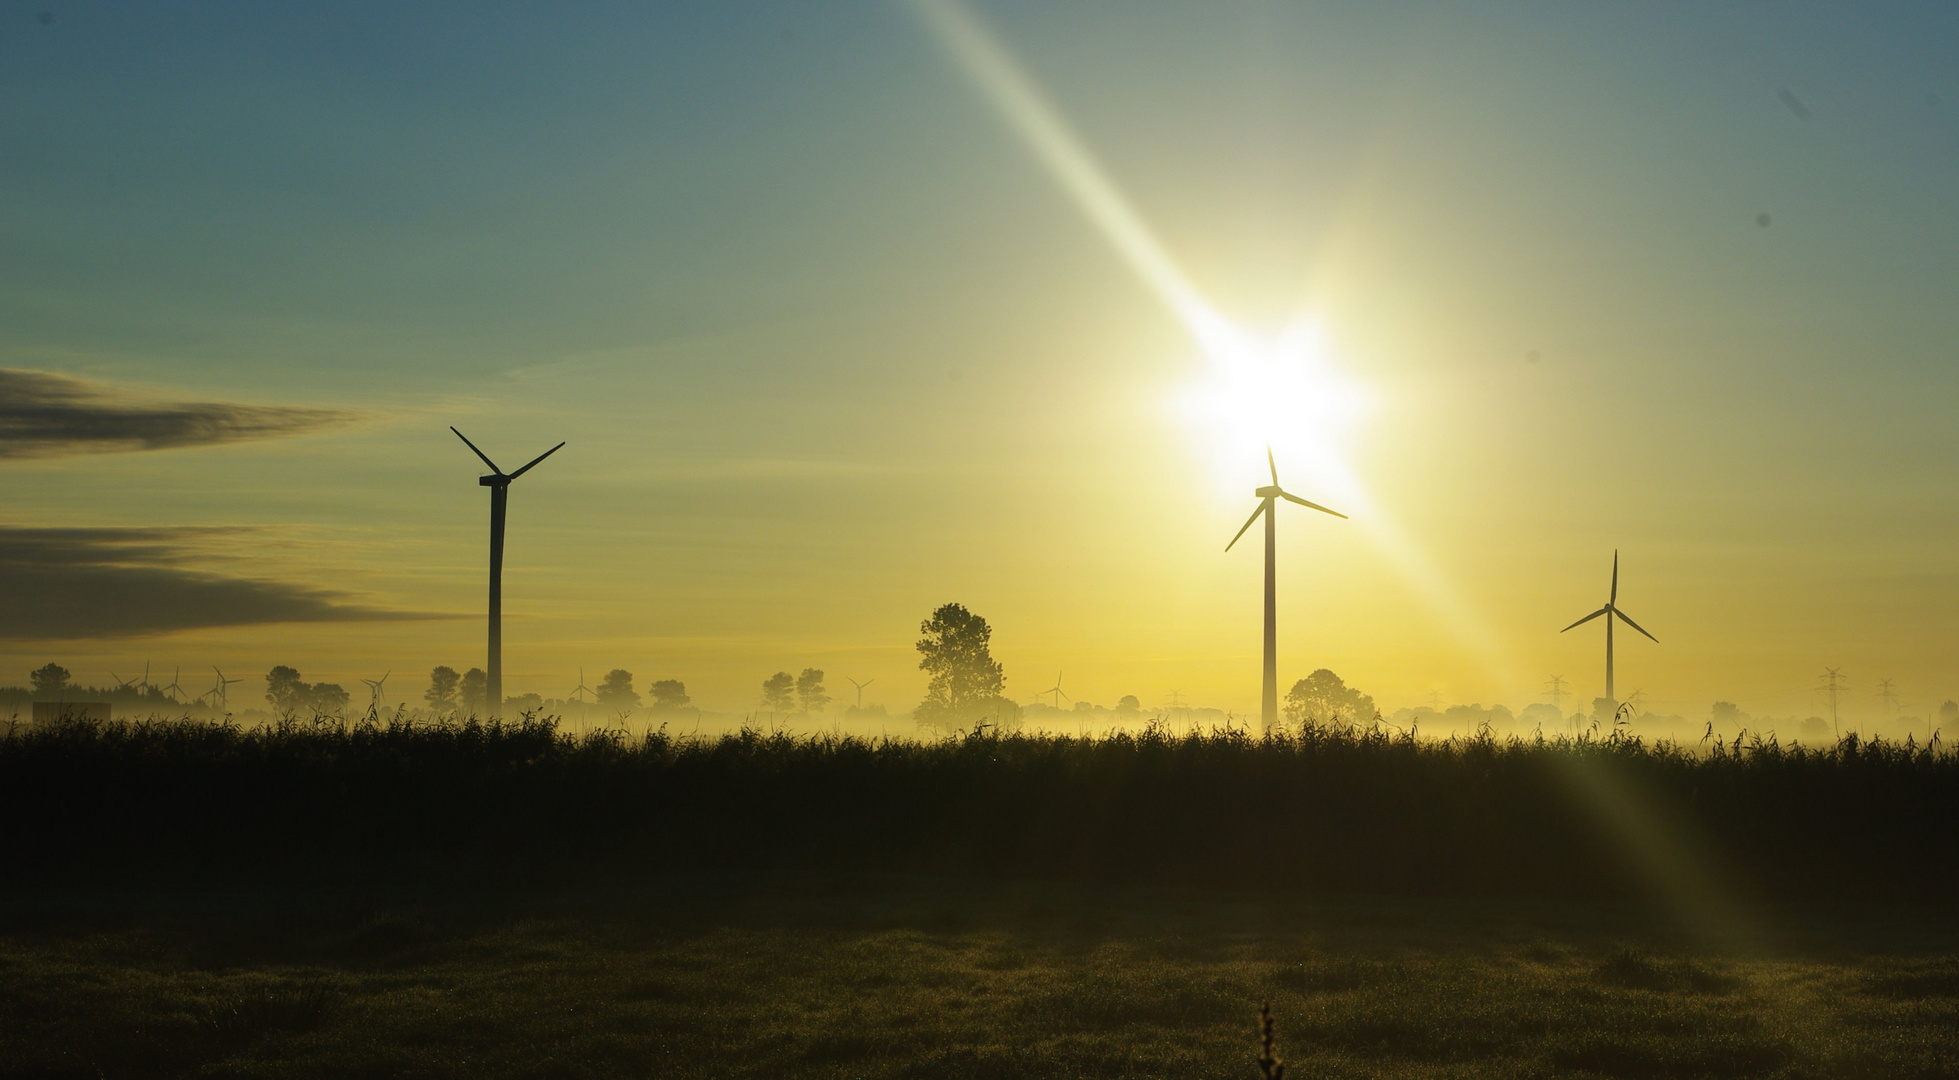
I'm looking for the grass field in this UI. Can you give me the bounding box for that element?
[3,876,1956,1079]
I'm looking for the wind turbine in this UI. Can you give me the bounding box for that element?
[846,677,874,708]
[1225,447,1346,731]
[1559,550,1657,707]
[451,427,565,717]
[360,671,391,714]
[160,666,187,704]
[208,666,244,711]
[1039,671,1070,710]
[568,668,595,728]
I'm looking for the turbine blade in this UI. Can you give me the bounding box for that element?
[507,441,566,480]
[1611,550,1619,604]
[1267,444,1279,487]
[1225,500,1268,551]
[1614,608,1659,643]
[451,427,502,473]
[1560,607,1609,633]
[1278,491,1348,519]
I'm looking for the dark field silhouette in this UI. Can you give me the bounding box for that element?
[4,716,1954,903]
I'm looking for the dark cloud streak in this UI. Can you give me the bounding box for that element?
[0,526,445,640]
[0,369,354,459]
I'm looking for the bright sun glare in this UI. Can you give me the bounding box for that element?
[1175,316,1372,505]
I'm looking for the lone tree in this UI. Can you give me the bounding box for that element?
[796,668,829,714]
[425,666,461,711]
[460,668,488,714]
[914,602,1013,732]
[649,679,690,711]
[1282,669,1376,727]
[760,672,794,714]
[596,669,640,711]
[29,663,71,698]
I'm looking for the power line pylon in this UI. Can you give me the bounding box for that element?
[1817,667,1845,738]
[1544,674,1570,713]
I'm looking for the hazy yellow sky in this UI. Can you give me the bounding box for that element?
[5,3,1958,724]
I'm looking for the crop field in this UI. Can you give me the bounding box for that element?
[3,718,1956,1078]
[3,877,1957,1079]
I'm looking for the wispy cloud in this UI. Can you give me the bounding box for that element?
[0,369,355,459]
[0,526,445,640]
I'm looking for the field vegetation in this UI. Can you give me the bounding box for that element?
[1,877,1955,1079]
[5,716,1955,1077]
[3,715,1953,902]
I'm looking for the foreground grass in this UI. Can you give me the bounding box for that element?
[9,718,1957,900]
[2,878,1955,1079]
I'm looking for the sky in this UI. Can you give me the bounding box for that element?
[3,1,1958,725]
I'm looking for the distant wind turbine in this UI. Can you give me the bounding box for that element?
[568,668,595,727]
[361,671,391,714]
[208,666,244,711]
[1559,550,1658,707]
[846,677,874,708]
[1226,446,1346,731]
[160,666,187,704]
[1039,671,1070,710]
[452,427,565,717]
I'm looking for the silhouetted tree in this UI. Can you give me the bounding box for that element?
[266,666,308,712]
[914,602,1012,731]
[1283,669,1375,727]
[1117,695,1141,714]
[460,668,488,714]
[425,666,460,711]
[309,683,350,715]
[760,672,794,714]
[1942,700,1958,726]
[650,679,690,710]
[505,692,544,714]
[796,668,829,714]
[29,663,70,698]
[596,669,640,710]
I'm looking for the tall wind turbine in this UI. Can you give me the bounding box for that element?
[1560,550,1657,707]
[1225,447,1346,731]
[451,427,564,716]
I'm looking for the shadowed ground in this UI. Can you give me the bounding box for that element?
[2,877,1954,1079]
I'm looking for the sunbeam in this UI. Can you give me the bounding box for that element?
[911,0,1515,682]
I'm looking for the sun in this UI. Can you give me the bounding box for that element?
[1174,314,1372,505]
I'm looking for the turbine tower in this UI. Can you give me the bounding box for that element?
[1226,447,1346,731]
[452,427,564,717]
[1559,550,1657,707]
